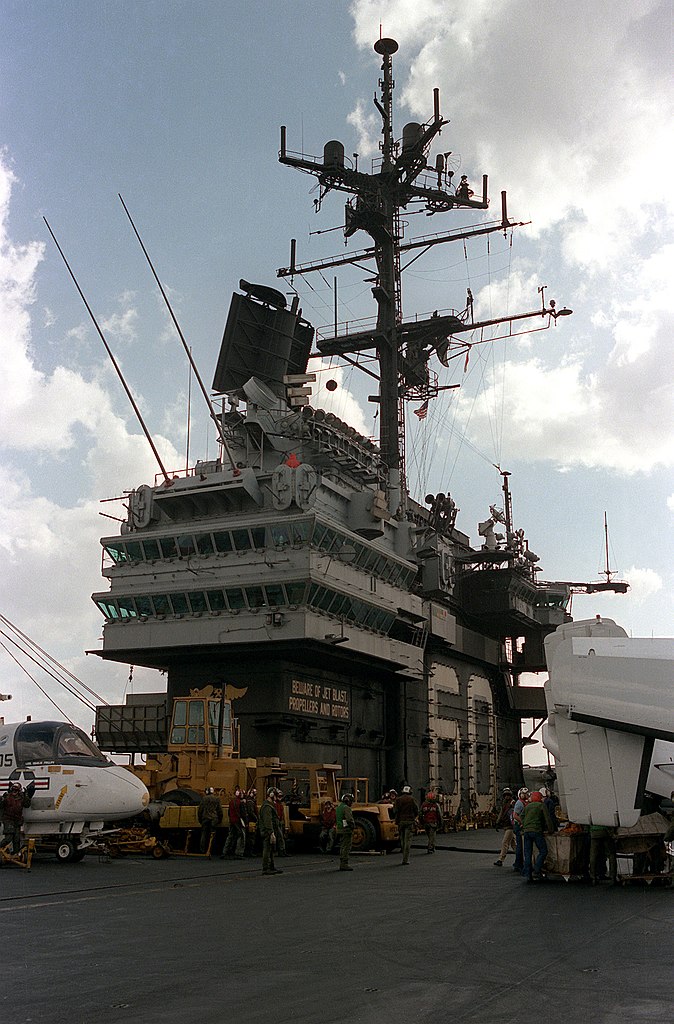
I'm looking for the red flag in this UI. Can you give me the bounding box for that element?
[413,400,429,420]
[464,348,470,372]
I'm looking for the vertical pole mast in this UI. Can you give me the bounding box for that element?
[373,37,403,511]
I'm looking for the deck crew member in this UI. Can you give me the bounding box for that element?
[521,790,555,882]
[419,791,443,853]
[394,786,419,865]
[336,792,355,871]
[319,799,337,853]
[258,788,283,876]
[494,788,516,866]
[0,781,35,855]
[512,788,529,873]
[223,786,247,859]
[198,787,223,856]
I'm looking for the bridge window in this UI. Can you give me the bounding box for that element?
[285,581,307,605]
[225,588,245,610]
[328,593,348,616]
[206,589,227,612]
[160,537,178,558]
[96,599,119,620]
[251,526,265,548]
[104,543,128,564]
[291,521,310,544]
[213,531,233,553]
[246,586,265,609]
[312,522,327,547]
[118,597,137,620]
[125,541,143,562]
[271,524,291,546]
[264,583,285,607]
[177,535,196,557]
[142,539,161,560]
[232,529,251,552]
[170,593,189,615]
[152,594,170,615]
[188,591,208,613]
[195,533,214,555]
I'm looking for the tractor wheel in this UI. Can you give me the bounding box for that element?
[352,816,377,852]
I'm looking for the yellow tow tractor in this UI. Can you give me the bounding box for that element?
[96,686,398,855]
[277,766,398,852]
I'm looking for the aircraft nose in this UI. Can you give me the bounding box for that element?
[106,766,150,815]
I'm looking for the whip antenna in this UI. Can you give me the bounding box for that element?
[43,217,172,486]
[118,194,240,476]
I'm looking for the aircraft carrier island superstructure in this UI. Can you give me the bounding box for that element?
[90,38,598,812]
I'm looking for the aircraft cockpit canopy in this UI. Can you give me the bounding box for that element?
[14,721,111,767]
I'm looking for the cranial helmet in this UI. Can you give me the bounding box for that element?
[530,791,543,802]
[341,792,354,804]
[267,787,277,798]
[402,785,412,794]
[518,788,529,798]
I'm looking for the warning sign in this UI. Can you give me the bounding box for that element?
[286,679,350,722]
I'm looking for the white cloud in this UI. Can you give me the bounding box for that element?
[99,306,139,346]
[623,566,663,603]
[458,349,673,474]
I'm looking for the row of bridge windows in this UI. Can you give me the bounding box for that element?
[103,518,416,589]
[95,581,396,635]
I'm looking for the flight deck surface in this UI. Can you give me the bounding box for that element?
[1,829,670,1024]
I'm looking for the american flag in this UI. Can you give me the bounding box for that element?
[413,400,429,420]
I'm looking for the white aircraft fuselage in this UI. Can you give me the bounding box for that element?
[0,719,148,839]
[543,618,674,827]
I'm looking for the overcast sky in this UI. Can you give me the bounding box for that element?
[0,0,672,732]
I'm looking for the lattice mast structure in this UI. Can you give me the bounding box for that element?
[278,37,567,514]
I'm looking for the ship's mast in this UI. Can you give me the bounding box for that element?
[278,38,570,514]
[372,37,404,510]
